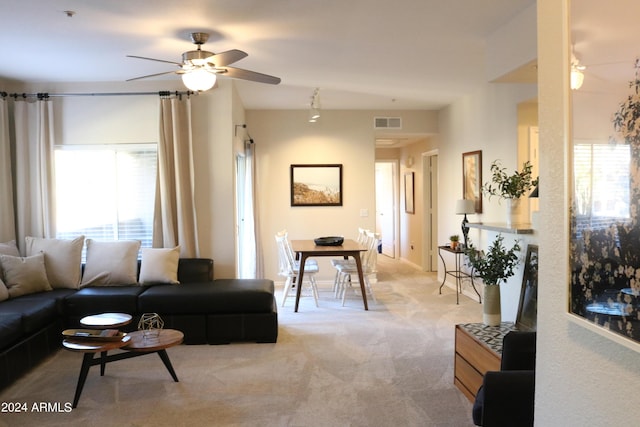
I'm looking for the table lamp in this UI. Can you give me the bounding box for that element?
[455,199,475,249]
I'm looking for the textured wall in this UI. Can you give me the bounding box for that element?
[536,1,640,425]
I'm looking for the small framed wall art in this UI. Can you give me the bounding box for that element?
[462,150,483,213]
[404,172,414,214]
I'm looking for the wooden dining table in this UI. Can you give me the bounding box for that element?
[290,239,369,312]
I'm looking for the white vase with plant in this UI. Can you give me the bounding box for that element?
[465,234,521,326]
[483,160,538,226]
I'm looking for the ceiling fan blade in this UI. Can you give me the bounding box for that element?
[126,70,177,82]
[221,66,281,85]
[206,49,248,66]
[127,55,182,66]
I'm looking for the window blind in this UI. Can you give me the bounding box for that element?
[54,144,157,256]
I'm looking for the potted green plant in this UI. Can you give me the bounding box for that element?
[449,234,460,250]
[611,69,640,147]
[483,160,538,225]
[483,160,538,200]
[465,234,521,326]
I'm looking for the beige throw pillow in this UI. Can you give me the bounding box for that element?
[0,279,8,301]
[80,239,141,287]
[25,236,85,289]
[0,253,52,298]
[0,240,20,257]
[139,246,181,285]
[0,240,21,283]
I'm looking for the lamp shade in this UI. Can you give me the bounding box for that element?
[455,199,475,215]
[181,69,217,91]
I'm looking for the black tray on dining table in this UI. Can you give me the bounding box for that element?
[314,236,344,246]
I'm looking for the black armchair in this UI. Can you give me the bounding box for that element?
[472,331,536,427]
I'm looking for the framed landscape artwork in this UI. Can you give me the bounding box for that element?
[290,164,342,206]
[462,150,482,213]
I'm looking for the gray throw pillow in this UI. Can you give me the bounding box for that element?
[0,252,52,298]
[25,235,85,289]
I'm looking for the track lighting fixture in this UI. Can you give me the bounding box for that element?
[308,88,320,123]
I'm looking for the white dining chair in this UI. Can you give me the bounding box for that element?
[330,228,368,296]
[334,230,379,306]
[275,233,319,307]
[277,230,318,268]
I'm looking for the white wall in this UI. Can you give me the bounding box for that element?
[536,1,640,425]
[436,81,537,320]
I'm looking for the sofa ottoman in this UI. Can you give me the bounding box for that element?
[138,279,278,344]
[64,286,147,330]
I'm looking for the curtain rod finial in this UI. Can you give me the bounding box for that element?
[235,124,247,136]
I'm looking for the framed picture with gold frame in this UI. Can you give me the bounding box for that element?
[462,150,482,213]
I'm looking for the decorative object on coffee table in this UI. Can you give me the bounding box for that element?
[465,234,521,326]
[138,312,164,338]
[80,312,132,329]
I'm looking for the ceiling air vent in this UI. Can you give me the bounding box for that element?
[374,117,402,129]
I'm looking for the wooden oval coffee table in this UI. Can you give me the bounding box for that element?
[64,329,183,408]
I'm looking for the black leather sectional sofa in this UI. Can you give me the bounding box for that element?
[0,258,278,391]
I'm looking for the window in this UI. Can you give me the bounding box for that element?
[54,144,157,252]
[574,142,630,219]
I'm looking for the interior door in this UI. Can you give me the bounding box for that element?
[375,161,397,258]
[422,152,438,271]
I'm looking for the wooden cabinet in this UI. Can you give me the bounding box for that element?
[454,323,516,402]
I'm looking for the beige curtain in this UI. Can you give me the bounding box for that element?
[153,95,199,257]
[239,140,264,278]
[0,97,16,242]
[13,97,56,253]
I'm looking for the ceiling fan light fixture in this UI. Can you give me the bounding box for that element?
[183,49,214,66]
[182,68,217,91]
[570,49,585,90]
[570,67,584,90]
[127,32,280,86]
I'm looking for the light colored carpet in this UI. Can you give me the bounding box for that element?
[0,256,482,427]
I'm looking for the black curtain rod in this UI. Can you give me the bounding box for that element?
[0,90,196,99]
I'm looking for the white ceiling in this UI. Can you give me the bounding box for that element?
[571,1,640,96]
[1,0,535,111]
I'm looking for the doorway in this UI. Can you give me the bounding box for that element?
[375,161,399,258]
[422,151,438,271]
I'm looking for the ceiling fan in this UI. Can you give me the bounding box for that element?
[127,32,281,91]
